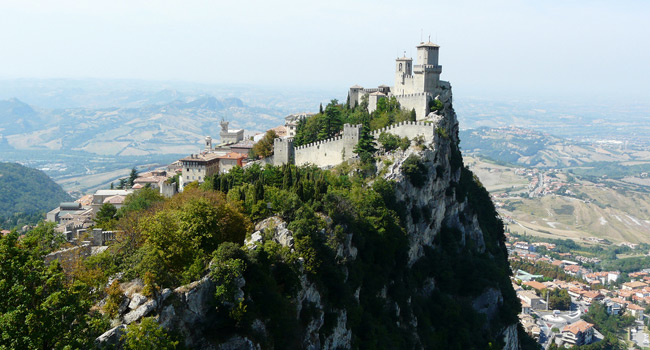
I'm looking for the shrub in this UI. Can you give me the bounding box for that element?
[401,155,428,188]
[122,317,179,350]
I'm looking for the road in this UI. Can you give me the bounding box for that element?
[630,321,649,348]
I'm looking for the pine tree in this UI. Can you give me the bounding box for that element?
[319,103,323,114]
[128,167,138,187]
[282,165,293,190]
[254,181,264,202]
[354,123,377,164]
[318,100,342,140]
[118,178,128,189]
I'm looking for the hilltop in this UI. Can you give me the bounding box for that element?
[0,162,72,228]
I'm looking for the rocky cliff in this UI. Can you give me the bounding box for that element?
[97,88,527,349]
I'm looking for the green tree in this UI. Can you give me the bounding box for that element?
[430,99,443,112]
[117,187,164,217]
[95,202,118,229]
[122,317,178,350]
[318,100,342,140]
[541,288,571,310]
[354,123,377,164]
[250,130,278,159]
[378,132,410,152]
[118,178,128,189]
[22,221,65,254]
[0,232,107,349]
[128,167,139,187]
[401,155,427,187]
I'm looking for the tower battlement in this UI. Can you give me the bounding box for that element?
[348,40,446,121]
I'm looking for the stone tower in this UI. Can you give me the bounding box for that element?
[205,136,212,151]
[273,138,294,166]
[414,41,442,93]
[394,55,413,95]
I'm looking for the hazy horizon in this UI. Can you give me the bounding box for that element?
[1,0,649,104]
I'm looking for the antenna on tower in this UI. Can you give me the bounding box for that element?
[428,35,431,42]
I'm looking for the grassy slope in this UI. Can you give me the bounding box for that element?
[467,156,650,244]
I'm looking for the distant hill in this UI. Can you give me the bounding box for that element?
[0,162,72,227]
[460,126,650,171]
[0,95,283,156]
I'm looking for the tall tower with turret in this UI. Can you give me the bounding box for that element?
[413,41,442,93]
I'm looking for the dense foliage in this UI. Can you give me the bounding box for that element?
[122,317,179,350]
[0,230,108,349]
[293,98,413,147]
[582,302,635,337]
[250,130,278,159]
[540,288,571,310]
[0,162,72,228]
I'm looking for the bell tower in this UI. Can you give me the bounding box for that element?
[394,53,413,95]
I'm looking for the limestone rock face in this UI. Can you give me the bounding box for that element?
[247,216,295,250]
[123,299,156,324]
[95,324,126,348]
[128,293,147,310]
[502,324,521,350]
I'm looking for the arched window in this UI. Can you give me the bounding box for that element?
[399,63,402,71]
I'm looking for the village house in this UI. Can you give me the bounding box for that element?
[617,289,636,300]
[562,320,594,346]
[518,290,545,310]
[91,189,134,216]
[523,280,547,293]
[285,113,314,138]
[627,303,645,320]
[133,170,178,197]
[581,290,603,304]
[217,152,247,174]
[519,313,540,340]
[623,281,648,291]
[604,298,625,315]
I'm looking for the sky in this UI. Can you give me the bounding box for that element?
[1,0,649,103]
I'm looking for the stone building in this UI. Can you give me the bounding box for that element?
[349,41,448,120]
[285,113,314,138]
[179,153,221,191]
[91,189,134,216]
[562,320,594,346]
[219,120,244,145]
[217,152,247,174]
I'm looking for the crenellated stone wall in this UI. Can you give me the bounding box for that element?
[370,120,436,141]
[293,124,361,167]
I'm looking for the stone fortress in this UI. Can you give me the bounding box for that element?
[349,40,450,121]
[272,41,451,168]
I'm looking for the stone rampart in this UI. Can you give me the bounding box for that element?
[294,124,361,167]
[371,121,436,141]
[394,93,430,120]
[269,120,438,168]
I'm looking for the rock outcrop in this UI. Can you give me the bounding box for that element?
[97,84,524,349]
